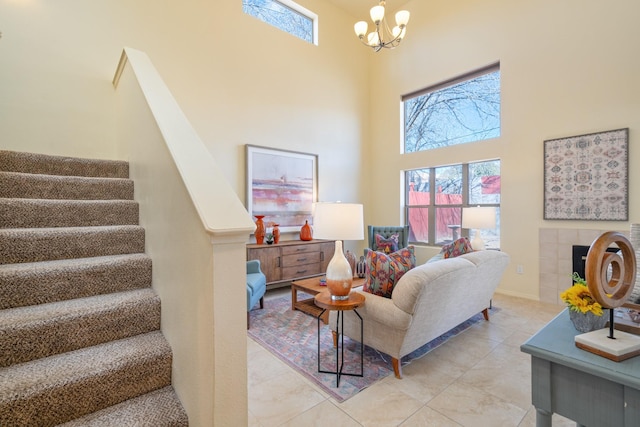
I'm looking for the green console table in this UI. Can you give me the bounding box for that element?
[521,309,640,427]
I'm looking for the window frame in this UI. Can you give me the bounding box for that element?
[243,0,319,46]
[404,160,501,248]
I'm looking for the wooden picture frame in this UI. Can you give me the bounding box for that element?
[544,128,629,221]
[246,145,318,233]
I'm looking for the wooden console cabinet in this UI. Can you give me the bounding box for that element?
[246,240,335,288]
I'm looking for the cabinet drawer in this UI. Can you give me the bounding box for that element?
[281,252,323,267]
[281,263,322,280]
[281,244,319,256]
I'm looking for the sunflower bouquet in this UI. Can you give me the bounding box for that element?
[560,272,604,316]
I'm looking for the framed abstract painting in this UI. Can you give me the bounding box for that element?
[246,145,318,232]
[544,128,629,220]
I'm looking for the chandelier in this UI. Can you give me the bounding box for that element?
[354,1,410,52]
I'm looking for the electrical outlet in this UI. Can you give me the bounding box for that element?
[516,265,524,274]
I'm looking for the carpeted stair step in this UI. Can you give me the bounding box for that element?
[0,254,152,310]
[0,171,134,200]
[0,331,173,427]
[0,288,161,367]
[58,386,188,427]
[0,198,139,228]
[0,225,145,265]
[0,150,129,178]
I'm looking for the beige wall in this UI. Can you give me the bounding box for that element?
[0,0,369,207]
[367,0,640,300]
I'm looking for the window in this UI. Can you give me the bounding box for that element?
[405,160,501,248]
[403,64,501,153]
[242,0,318,45]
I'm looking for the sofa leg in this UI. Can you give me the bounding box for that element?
[392,358,402,379]
[247,312,250,329]
[482,308,489,321]
[259,296,264,309]
[332,330,338,348]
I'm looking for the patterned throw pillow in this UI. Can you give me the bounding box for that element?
[375,233,399,254]
[441,237,474,259]
[362,246,416,298]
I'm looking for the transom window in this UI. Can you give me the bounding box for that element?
[405,160,501,248]
[403,64,501,153]
[242,0,318,45]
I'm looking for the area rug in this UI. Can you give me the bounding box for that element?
[248,292,488,402]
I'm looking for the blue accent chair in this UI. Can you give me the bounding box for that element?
[246,260,266,329]
[365,225,410,256]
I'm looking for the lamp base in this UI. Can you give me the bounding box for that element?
[326,241,353,300]
[470,230,486,250]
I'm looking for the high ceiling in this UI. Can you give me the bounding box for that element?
[324,0,411,19]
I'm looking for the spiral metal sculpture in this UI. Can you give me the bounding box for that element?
[585,231,637,310]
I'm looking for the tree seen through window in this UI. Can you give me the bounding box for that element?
[404,66,500,153]
[243,0,315,44]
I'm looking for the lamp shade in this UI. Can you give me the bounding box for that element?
[462,207,496,230]
[312,202,364,241]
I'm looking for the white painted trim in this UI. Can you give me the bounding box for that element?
[276,0,319,46]
[113,47,255,238]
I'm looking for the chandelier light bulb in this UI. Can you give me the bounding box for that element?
[395,10,410,27]
[370,5,385,24]
[367,32,380,46]
[354,21,368,38]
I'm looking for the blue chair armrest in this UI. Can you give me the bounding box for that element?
[247,259,261,274]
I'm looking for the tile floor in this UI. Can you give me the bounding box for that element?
[247,291,576,427]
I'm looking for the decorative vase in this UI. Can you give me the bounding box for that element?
[300,220,313,241]
[356,256,367,278]
[254,215,266,245]
[569,309,609,333]
[345,250,357,279]
[272,224,280,244]
[326,240,353,300]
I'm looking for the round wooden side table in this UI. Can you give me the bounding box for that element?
[314,290,365,387]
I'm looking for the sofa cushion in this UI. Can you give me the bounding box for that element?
[375,233,399,254]
[426,253,444,263]
[363,246,416,298]
[441,237,474,259]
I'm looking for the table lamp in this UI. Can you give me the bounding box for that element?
[312,202,364,300]
[461,206,496,250]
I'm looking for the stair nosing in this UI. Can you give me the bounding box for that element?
[0,253,151,271]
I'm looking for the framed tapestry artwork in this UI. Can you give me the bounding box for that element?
[543,128,629,220]
[246,145,318,232]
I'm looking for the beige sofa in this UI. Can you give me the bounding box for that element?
[330,250,510,378]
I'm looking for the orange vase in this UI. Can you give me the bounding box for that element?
[300,220,313,241]
[254,215,265,244]
[272,224,280,244]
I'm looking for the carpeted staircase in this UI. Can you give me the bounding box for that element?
[0,150,189,426]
